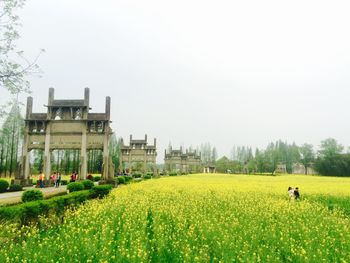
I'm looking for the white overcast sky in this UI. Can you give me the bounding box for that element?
[1,0,350,162]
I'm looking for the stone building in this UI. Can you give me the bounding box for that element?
[292,163,317,175]
[119,135,157,173]
[164,147,201,173]
[15,88,114,186]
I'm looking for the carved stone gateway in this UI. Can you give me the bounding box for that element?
[14,88,114,186]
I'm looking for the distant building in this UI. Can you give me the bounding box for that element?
[119,134,157,173]
[292,163,317,175]
[203,166,216,173]
[275,163,287,174]
[164,147,201,173]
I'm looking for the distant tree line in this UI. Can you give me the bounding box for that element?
[214,138,350,177]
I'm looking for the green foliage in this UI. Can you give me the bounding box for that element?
[67,182,84,192]
[124,176,133,183]
[143,174,152,180]
[90,185,113,199]
[132,172,142,178]
[314,154,350,176]
[61,180,68,185]
[81,180,94,190]
[169,172,177,176]
[93,176,101,182]
[8,184,23,192]
[116,176,126,184]
[0,179,9,193]
[0,190,91,224]
[22,190,43,203]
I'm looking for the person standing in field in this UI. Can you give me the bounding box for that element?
[56,172,61,187]
[294,187,300,200]
[288,186,294,200]
[71,172,77,182]
[51,172,57,187]
[38,171,44,188]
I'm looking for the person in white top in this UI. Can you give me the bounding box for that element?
[288,186,294,200]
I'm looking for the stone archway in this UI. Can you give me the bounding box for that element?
[15,88,114,186]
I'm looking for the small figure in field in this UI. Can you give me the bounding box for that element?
[70,172,77,182]
[294,187,300,200]
[288,186,294,200]
[51,172,57,187]
[56,172,61,187]
[38,171,45,188]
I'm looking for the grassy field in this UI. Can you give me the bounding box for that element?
[1,173,350,262]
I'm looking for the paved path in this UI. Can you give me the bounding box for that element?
[0,186,67,206]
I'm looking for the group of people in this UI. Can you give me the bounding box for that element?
[288,186,300,200]
[37,171,61,188]
[50,172,61,187]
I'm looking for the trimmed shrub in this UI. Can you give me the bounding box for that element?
[8,184,23,192]
[67,182,84,192]
[144,174,152,180]
[0,190,91,224]
[90,185,113,199]
[87,174,94,181]
[124,176,133,183]
[116,176,126,184]
[81,180,94,190]
[22,190,44,203]
[0,179,9,193]
[169,172,178,176]
[132,172,142,178]
[61,180,68,185]
[93,176,101,182]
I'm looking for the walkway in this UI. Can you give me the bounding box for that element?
[0,186,67,206]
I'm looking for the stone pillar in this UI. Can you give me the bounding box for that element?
[80,128,87,180]
[102,125,110,180]
[43,123,51,181]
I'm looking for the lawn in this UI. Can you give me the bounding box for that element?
[0,173,349,262]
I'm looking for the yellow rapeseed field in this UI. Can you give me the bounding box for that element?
[1,173,350,262]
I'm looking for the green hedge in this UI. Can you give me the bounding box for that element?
[81,180,94,189]
[90,185,113,199]
[144,174,152,180]
[93,176,101,182]
[8,184,23,192]
[22,190,44,202]
[124,176,133,183]
[116,176,126,184]
[0,191,92,224]
[0,179,9,193]
[67,182,84,192]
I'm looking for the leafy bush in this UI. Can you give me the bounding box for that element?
[169,172,178,176]
[67,182,84,192]
[146,172,154,176]
[81,180,94,190]
[0,190,91,224]
[22,190,44,203]
[116,176,126,184]
[8,184,23,192]
[0,179,9,193]
[132,172,142,178]
[90,185,113,199]
[87,174,94,181]
[124,176,133,183]
[144,174,152,180]
[61,180,68,185]
[93,176,101,182]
